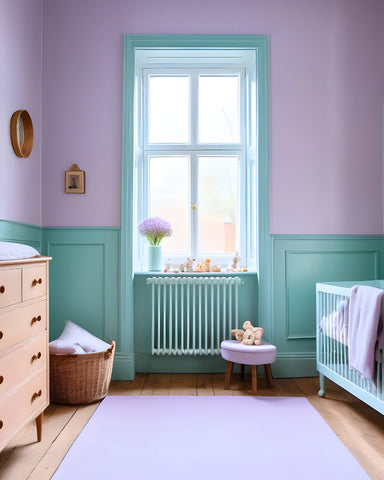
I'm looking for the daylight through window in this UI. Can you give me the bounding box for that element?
[134,49,257,269]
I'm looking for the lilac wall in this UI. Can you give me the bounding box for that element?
[0,0,42,225]
[41,0,384,233]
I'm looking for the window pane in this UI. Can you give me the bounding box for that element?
[149,156,189,255]
[198,76,240,144]
[198,156,239,255]
[148,76,190,144]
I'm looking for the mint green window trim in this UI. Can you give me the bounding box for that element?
[121,35,270,370]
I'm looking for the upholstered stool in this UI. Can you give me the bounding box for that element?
[220,340,277,394]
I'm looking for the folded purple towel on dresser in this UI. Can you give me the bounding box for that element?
[348,285,384,380]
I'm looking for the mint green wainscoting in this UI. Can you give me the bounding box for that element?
[271,235,384,377]
[133,273,258,373]
[0,219,43,251]
[42,227,133,379]
[3,220,384,380]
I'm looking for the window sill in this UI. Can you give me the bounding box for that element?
[134,270,257,277]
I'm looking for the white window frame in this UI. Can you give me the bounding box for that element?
[134,49,257,271]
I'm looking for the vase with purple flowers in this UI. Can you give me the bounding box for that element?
[138,217,173,271]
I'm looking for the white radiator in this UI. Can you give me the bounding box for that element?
[147,276,242,355]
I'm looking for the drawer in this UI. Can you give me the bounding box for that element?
[0,300,47,353]
[0,333,47,397]
[0,268,21,309]
[0,370,47,451]
[22,264,47,301]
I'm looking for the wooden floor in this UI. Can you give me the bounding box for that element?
[1,373,384,479]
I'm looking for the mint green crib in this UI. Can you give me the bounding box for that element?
[316,280,384,415]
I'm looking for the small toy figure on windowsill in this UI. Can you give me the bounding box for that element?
[184,257,195,272]
[164,252,248,274]
[222,252,248,272]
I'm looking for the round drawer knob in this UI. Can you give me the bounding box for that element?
[32,278,42,287]
[0,420,3,429]
[0,286,5,294]
[31,315,42,324]
[0,331,3,340]
[0,375,3,384]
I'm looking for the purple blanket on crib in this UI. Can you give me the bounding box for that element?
[349,285,384,380]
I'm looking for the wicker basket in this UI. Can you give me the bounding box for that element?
[49,341,115,405]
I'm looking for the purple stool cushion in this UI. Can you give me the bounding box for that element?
[220,339,277,365]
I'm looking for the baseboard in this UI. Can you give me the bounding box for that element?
[134,351,317,378]
[112,353,136,380]
[135,352,227,374]
[272,352,317,378]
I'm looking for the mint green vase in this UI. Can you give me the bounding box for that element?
[147,245,162,271]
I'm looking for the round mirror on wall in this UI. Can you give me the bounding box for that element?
[10,110,34,158]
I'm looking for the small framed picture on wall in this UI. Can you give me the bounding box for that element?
[65,164,85,194]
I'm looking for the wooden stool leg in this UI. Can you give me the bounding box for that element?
[224,361,234,390]
[240,364,245,380]
[251,365,258,394]
[264,364,274,389]
[35,412,43,442]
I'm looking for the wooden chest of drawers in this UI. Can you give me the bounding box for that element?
[0,256,51,451]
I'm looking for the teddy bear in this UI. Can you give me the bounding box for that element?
[230,251,241,270]
[164,260,181,273]
[231,320,264,345]
[184,257,195,272]
[195,258,211,272]
[222,252,241,272]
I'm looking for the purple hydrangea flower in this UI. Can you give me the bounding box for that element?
[138,217,173,246]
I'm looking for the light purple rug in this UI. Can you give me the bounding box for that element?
[52,396,370,479]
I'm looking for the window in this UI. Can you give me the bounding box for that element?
[121,35,269,368]
[133,47,259,270]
